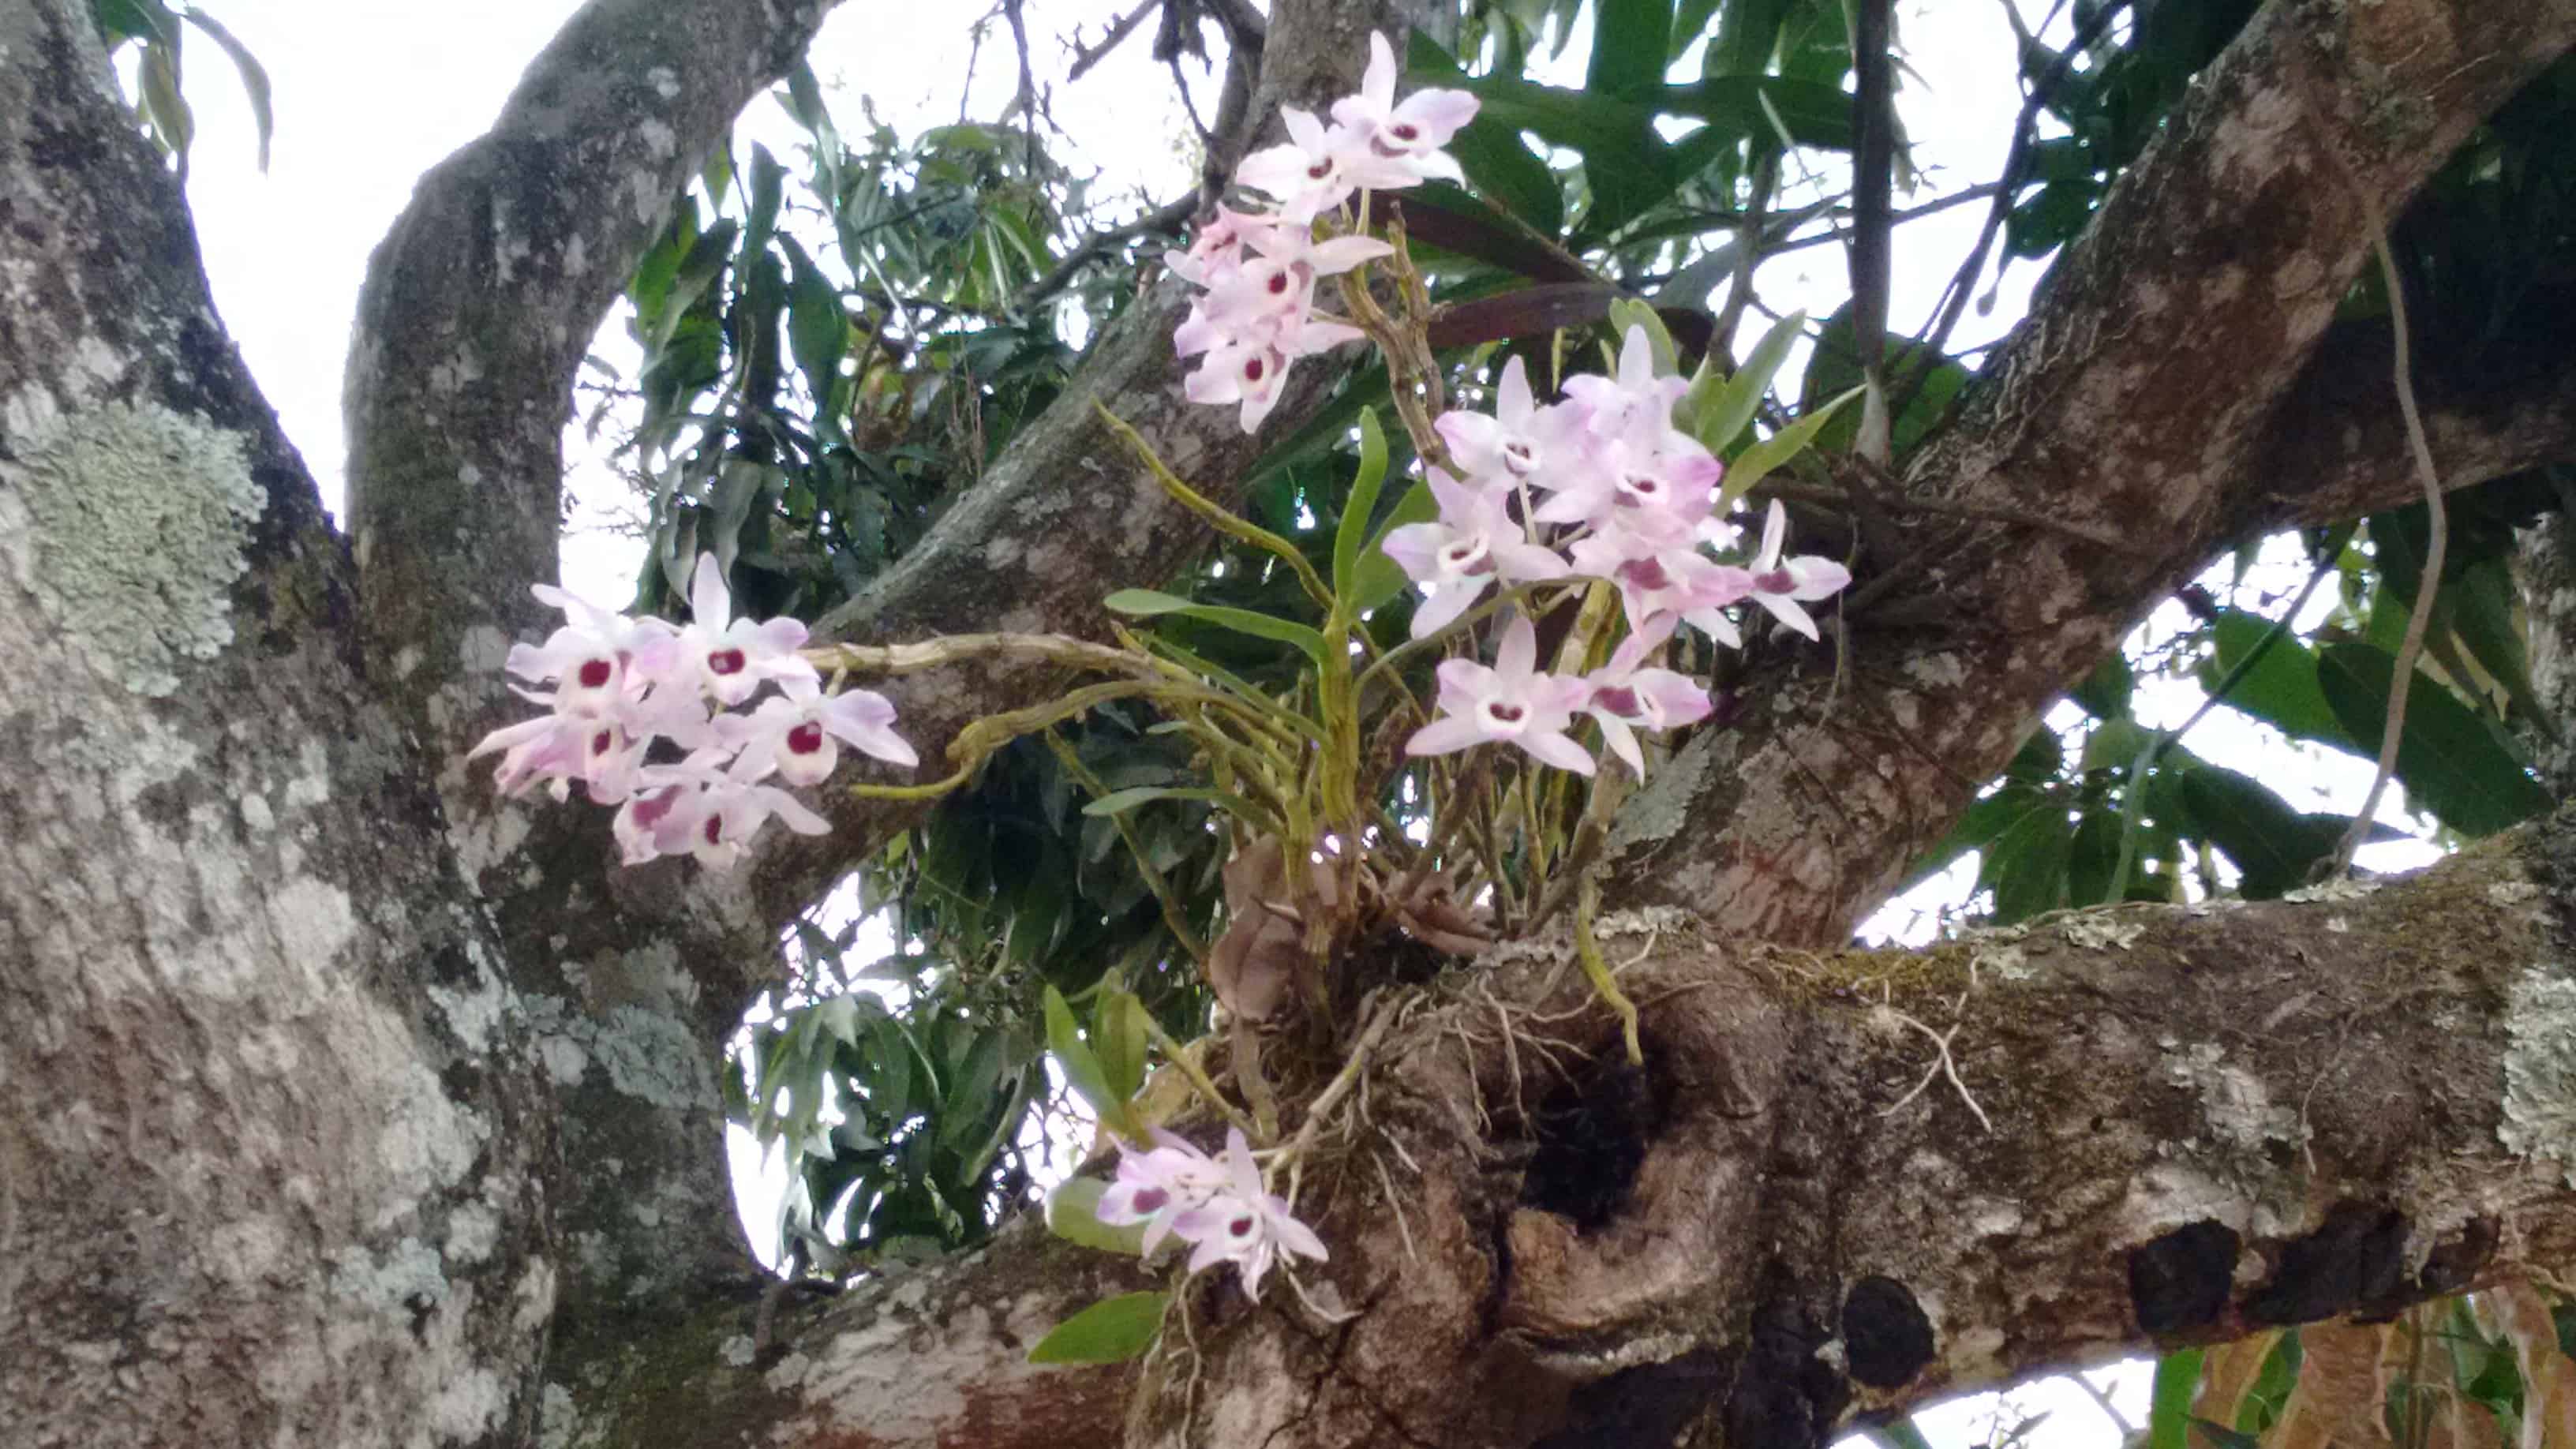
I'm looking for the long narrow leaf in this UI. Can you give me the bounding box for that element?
[1717,385,1863,507]
[2149,1349,2207,1449]
[1333,409,1391,601]
[1104,590,1330,664]
[1687,309,1805,451]
[178,9,271,170]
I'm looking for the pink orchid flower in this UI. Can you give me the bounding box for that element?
[720,677,919,788]
[1236,107,1409,220]
[1582,620,1714,775]
[1435,354,1585,485]
[1405,616,1596,775]
[1166,1129,1329,1303]
[504,580,679,718]
[1329,33,1479,185]
[1379,471,1568,638]
[1095,1130,1231,1255]
[1563,324,1689,440]
[1743,500,1853,641]
[674,552,815,706]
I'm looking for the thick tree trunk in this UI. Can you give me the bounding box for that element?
[0,2,551,1443]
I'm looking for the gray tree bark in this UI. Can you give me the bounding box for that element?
[6,0,2576,1444]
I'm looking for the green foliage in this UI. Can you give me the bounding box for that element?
[90,0,273,175]
[663,0,2576,1267]
[601,80,1105,625]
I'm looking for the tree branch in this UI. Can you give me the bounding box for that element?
[568,807,2576,1447]
[345,0,844,769]
[338,0,858,1343]
[1602,0,2576,945]
[2248,304,2576,531]
[1013,193,1196,316]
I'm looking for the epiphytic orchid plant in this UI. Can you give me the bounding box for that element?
[471,31,1856,1331]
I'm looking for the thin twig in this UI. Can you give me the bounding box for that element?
[2072,1371,2136,1436]
[1849,0,1897,465]
[1888,0,2131,418]
[1001,0,1039,175]
[1143,1020,1260,1140]
[1013,194,1194,316]
[2332,215,2446,875]
[1709,152,1778,361]
[1068,0,1160,82]
[2104,552,2336,900]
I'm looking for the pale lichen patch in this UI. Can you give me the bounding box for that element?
[2162,1041,2300,1153]
[4,401,264,695]
[374,1055,491,1225]
[2499,967,2576,1186]
[2062,912,2146,953]
[429,1368,509,1441]
[2284,878,2379,904]
[429,968,512,1054]
[330,1235,450,1316]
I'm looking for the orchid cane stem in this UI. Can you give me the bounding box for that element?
[1574,877,1644,1066]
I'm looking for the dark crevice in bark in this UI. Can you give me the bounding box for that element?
[2241,1201,2413,1327]
[2129,1220,2242,1335]
[1840,1276,1936,1391]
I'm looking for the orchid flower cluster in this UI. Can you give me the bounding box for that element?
[1095,1127,1327,1303]
[1169,33,1478,431]
[469,553,917,869]
[1383,333,1855,778]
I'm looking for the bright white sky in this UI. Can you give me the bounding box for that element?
[155,2,2445,1440]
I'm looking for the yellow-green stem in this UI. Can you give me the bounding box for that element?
[1574,877,1645,1066]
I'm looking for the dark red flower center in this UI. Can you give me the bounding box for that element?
[1594,686,1640,717]
[708,648,747,676]
[1391,122,1420,141]
[1485,702,1526,725]
[787,721,826,756]
[1439,538,1491,575]
[577,657,614,690]
[1243,356,1266,382]
[1230,1215,1256,1238]
[1133,1188,1168,1213]
[1267,271,1290,294]
[590,729,614,757]
[1754,568,1794,593]
[702,814,725,846]
[1306,160,1331,180]
[1623,558,1672,592]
